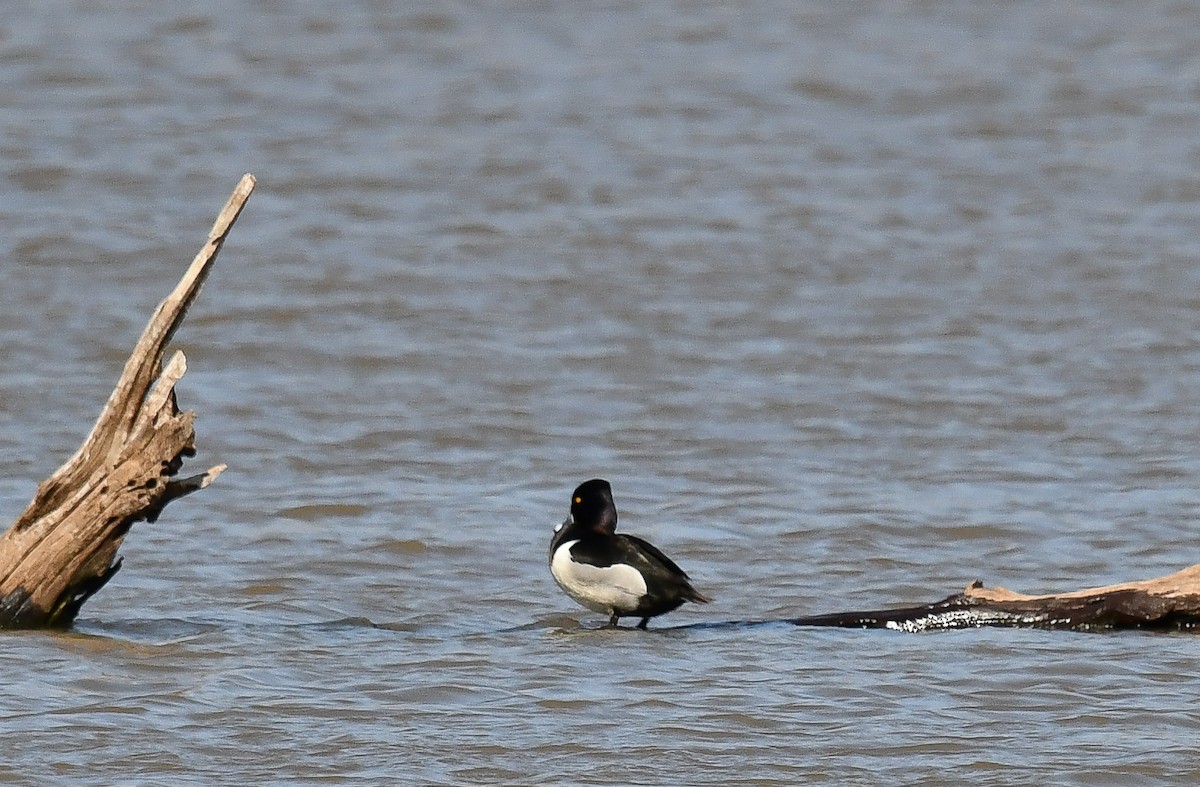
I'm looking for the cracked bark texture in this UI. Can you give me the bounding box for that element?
[0,175,255,628]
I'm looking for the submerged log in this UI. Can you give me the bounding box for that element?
[791,565,1200,632]
[0,175,255,628]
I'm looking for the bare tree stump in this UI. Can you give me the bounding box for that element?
[0,175,255,628]
[790,565,1200,632]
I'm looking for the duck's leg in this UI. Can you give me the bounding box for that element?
[608,612,619,628]
[636,617,649,630]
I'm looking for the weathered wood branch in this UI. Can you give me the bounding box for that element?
[790,564,1200,632]
[0,175,255,628]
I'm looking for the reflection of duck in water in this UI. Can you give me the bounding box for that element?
[549,478,710,629]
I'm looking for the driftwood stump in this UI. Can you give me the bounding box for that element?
[0,175,255,628]
[792,565,1200,632]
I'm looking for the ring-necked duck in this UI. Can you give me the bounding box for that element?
[549,478,710,629]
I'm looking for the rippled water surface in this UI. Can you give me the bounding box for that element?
[4,1,1200,784]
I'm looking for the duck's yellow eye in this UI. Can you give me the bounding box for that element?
[573,496,582,504]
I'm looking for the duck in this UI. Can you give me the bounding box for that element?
[549,478,710,629]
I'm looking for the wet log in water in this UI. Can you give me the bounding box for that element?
[791,565,1200,632]
[0,175,255,628]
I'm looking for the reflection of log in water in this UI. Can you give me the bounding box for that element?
[789,566,1200,632]
[0,175,255,629]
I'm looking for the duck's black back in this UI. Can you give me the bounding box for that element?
[616,533,711,610]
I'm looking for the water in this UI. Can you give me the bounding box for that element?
[2,1,1200,783]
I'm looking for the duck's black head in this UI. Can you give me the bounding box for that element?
[569,478,618,535]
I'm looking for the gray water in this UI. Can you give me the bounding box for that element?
[2,1,1200,784]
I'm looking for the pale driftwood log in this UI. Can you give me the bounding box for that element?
[0,175,255,628]
[790,565,1200,632]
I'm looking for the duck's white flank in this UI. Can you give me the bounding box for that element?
[550,540,647,614]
